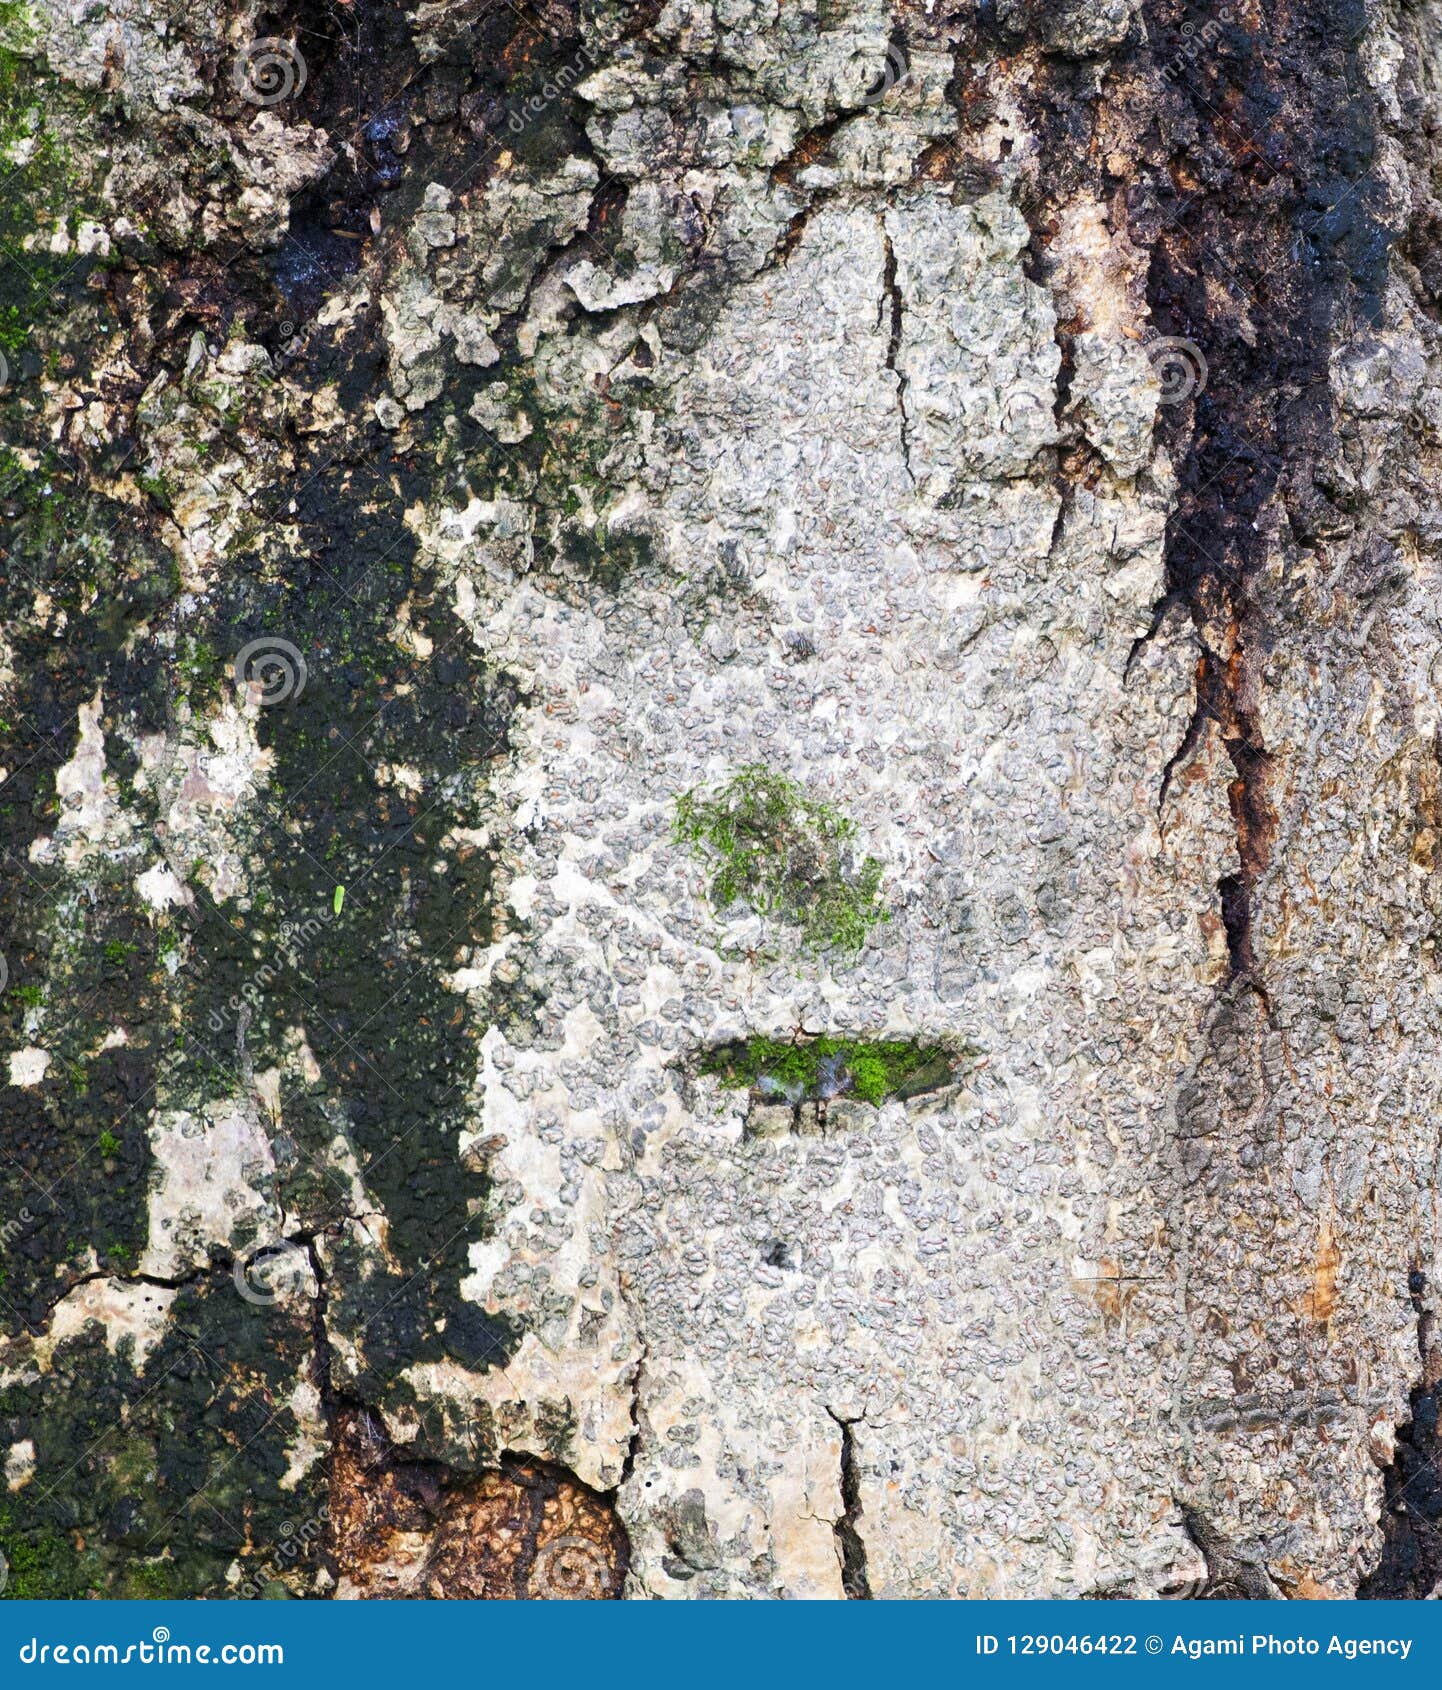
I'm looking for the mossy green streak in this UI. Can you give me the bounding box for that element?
[701,1035,956,1107]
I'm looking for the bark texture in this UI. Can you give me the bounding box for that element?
[1,0,1441,1600]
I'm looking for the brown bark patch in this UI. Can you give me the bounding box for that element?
[327,1408,628,1599]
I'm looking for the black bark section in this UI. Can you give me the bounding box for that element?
[1132,0,1392,976]
[1361,1269,1442,1599]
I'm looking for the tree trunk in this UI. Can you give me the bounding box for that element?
[1,0,1440,1600]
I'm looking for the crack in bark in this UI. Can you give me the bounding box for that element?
[880,230,916,486]
[1177,1503,1276,1600]
[619,1332,647,1488]
[827,1409,872,1599]
[31,1216,355,1328]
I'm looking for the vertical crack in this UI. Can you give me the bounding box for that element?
[880,230,915,486]
[827,1409,873,1599]
[304,1235,335,1413]
[1154,642,1275,990]
[619,1333,647,1486]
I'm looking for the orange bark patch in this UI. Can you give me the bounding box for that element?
[1296,1220,1341,1324]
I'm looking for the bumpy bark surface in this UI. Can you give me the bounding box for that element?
[1,0,1441,1600]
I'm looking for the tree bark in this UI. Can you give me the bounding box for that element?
[1,0,1440,1600]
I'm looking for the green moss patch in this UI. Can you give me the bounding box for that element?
[673,763,887,956]
[700,1035,955,1108]
[0,9,109,367]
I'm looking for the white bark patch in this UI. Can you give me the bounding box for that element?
[8,1048,51,1088]
[50,689,130,867]
[136,698,271,901]
[46,1278,178,1372]
[5,1439,35,1491]
[278,1378,328,1491]
[140,1102,281,1279]
[407,175,1227,1595]
[136,861,189,912]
